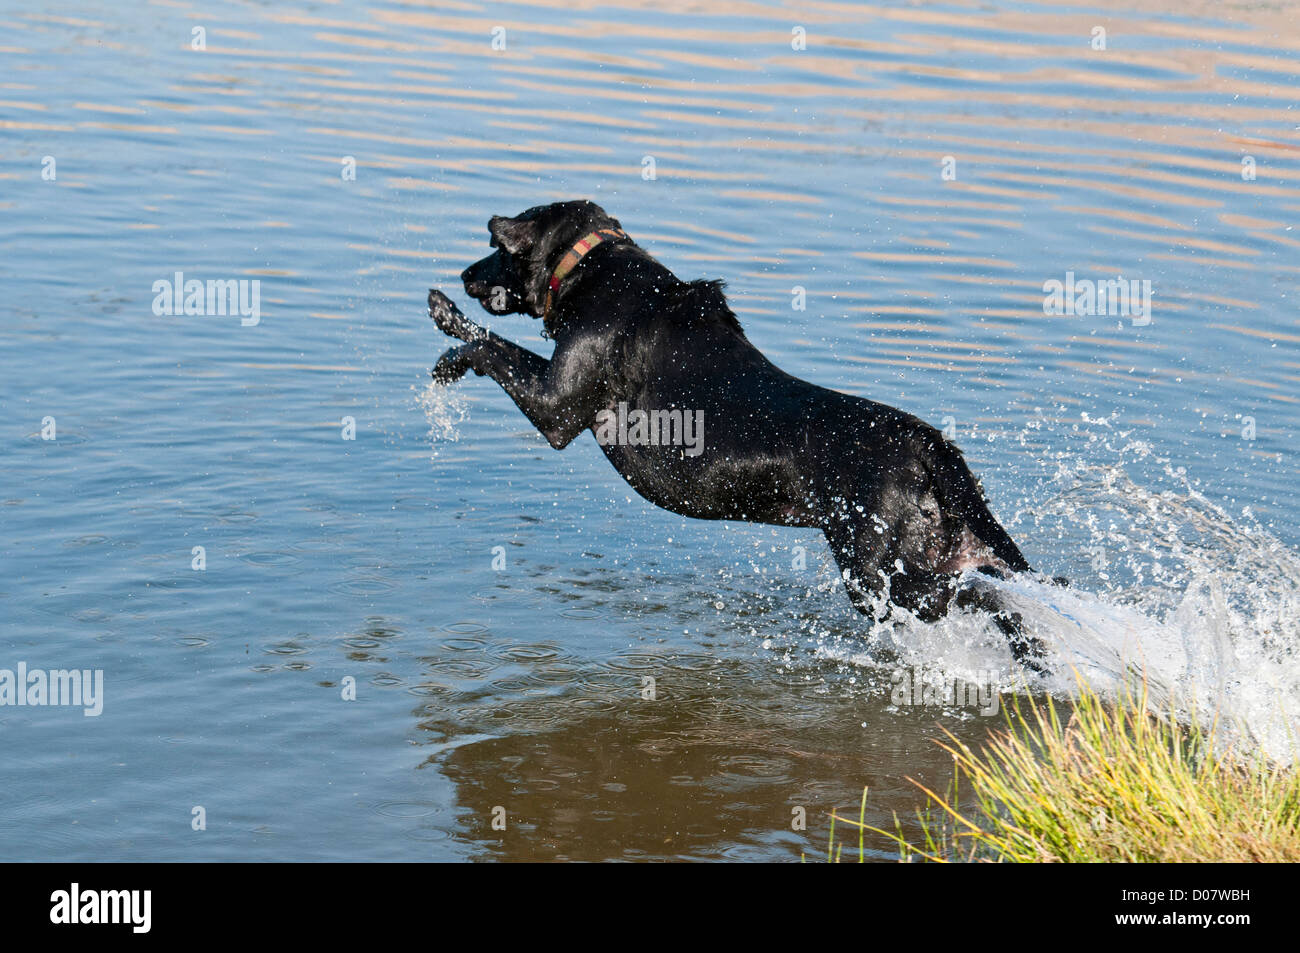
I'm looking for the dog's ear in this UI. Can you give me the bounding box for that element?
[488,215,539,256]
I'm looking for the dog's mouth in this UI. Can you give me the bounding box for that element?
[463,281,524,314]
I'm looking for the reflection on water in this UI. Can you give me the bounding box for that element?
[428,655,1000,862]
[2,0,1299,860]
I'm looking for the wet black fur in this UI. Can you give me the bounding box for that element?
[430,200,1047,667]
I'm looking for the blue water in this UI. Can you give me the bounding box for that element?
[2,0,1299,861]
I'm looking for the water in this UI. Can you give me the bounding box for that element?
[2,0,1299,861]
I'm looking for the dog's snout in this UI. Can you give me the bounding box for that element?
[461,255,500,296]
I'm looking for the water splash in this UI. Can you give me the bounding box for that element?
[413,379,469,456]
[1005,456,1299,762]
[802,451,1300,762]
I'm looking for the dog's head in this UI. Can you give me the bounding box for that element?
[460,200,623,318]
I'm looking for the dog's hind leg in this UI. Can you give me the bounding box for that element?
[927,440,1031,574]
[823,520,889,615]
[955,576,1050,674]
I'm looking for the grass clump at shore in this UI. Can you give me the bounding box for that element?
[827,681,1300,862]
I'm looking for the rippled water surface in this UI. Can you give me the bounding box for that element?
[3,0,1300,861]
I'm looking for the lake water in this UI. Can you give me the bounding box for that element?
[2,0,1299,861]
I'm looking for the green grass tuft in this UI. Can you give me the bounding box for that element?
[826,677,1300,862]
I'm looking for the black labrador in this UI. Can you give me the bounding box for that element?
[429,200,1046,665]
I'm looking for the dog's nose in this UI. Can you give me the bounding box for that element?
[460,266,474,285]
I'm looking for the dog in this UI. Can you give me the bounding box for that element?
[429,200,1047,666]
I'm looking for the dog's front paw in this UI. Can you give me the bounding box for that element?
[432,344,476,385]
[428,289,484,342]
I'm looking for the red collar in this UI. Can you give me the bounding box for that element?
[544,227,628,320]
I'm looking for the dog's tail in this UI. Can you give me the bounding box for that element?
[926,438,1032,574]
